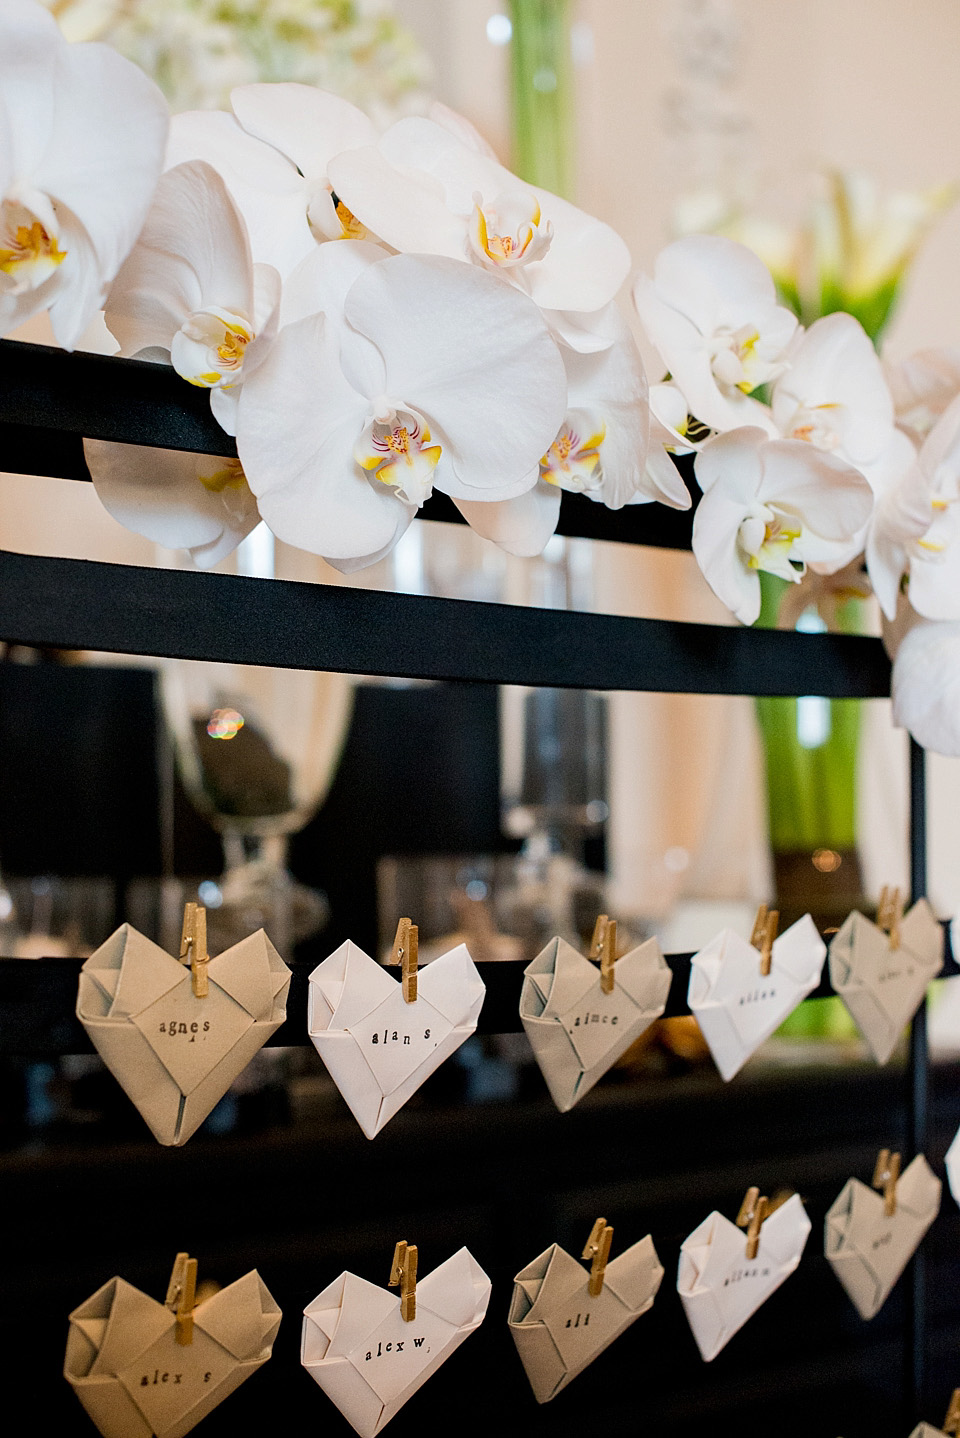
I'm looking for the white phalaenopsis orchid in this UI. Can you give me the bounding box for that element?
[236,242,567,569]
[325,116,632,345]
[100,160,280,435]
[692,426,874,624]
[867,393,960,621]
[885,345,960,445]
[0,0,168,347]
[632,235,798,433]
[166,83,378,278]
[888,607,960,756]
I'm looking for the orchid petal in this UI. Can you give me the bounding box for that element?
[692,482,767,623]
[890,612,960,756]
[559,318,650,508]
[771,312,892,466]
[454,480,561,556]
[326,142,466,262]
[0,0,59,181]
[427,101,501,160]
[230,83,376,182]
[755,440,874,544]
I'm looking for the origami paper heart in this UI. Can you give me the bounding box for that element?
[677,1194,811,1361]
[307,940,484,1138]
[65,1269,281,1438]
[519,936,671,1112]
[688,915,826,1081]
[77,924,290,1146]
[944,1123,960,1210]
[825,1155,941,1319]
[509,1235,663,1402]
[910,1426,949,1438]
[828,901,943,1063]
[301,1247,491,1436]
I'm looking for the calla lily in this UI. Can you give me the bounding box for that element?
[885,345,960,445]
[326,116,632,338]
[867,393,960,621]
[888,608,960,757]
[166,82,377,278]
[236,242,568,569]
[0,0,168,347]
[84,439,261,567]
[632,235,797,434]
[692,426,874,624]
[101,159,279,436]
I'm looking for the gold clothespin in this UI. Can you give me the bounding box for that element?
[388,1240,418,1322]
[872,1149,901,1217]
[392,918,418,1004]
[179,902,209,998]
[877,886,903,950]
[582,1217,614,1297]
[589,915,618,994]
[750,904,779,977]
[943,1388,960,1435]
[165,1252,198,1346]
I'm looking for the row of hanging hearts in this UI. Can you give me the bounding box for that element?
[75,894,947,1146]
[65,1153,944,1438]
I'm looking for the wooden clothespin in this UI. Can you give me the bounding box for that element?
[942,1388,960,1435]
[179,902,209,998]
[750,904,779,977]
[877,886,904,951]
[582,1217,614,1297]
[388,1240,418,1322]
[165,1252,198,1346]
[392,918,418,1004]
[735,1187,772,1260]
[872,1149,901,1217]
[590,915,618,995]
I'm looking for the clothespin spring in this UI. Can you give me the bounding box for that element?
[582,1217,614,1297]
[165,1252,198,1346]
[180,902,209,999]
[389,1240,418,1322]
[872,1149,901,1217]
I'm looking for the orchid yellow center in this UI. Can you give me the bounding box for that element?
[354,403,442,507]
[171,307,255,390]
[788,402,842,451]
[469,190,553,271]
[738,503,804,580]
[198,457,247,494]
[709,324,788,395]
[335,197,367,240]
[0,201,67,293]
[539,416,606,493]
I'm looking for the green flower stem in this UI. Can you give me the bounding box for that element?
[508,0,573,198]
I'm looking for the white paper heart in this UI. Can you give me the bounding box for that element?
[944,1123,960,1210]
[825,1155,941,1319]
[688,915,826,1081]
[677,1194,811,1362]
[65,1269,281,1438]
[519,936,671,1112]
[910,1426,949,1438]
[307,940,484,1138]
[509,1235,663,1402]
[828,901,943,1064]
[77,924,291,1146]
[301,1247,491,1437]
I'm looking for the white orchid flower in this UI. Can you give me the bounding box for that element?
[84,440,260,568]
[867,393,960,621]
[0,0,168,347]
[101,160,280,436]
[325,116,632,346]
[888,607,960,757]
[692,426,874,625]
[632,235,798,434]
[885,345,960,446]
[166,83,378,278]
[640,381,701,510]
[235,242,568,570]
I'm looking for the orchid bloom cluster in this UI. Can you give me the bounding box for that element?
[5,0,960,756]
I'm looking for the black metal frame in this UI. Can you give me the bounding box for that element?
[0,340,934,1422]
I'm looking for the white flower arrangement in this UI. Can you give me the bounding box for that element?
[7,0,960,755]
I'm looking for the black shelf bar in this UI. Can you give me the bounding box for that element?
[906,738,929,1420]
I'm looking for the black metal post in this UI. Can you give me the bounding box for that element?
[906,736,928,1420]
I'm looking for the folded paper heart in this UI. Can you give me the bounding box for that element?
[519,935,671,1111]
[910,1426,950,1438]
[508,1233,663,1402]
[677,1194,811,1361]
[301,1247,491,1436]
[944,1124,960,1210]
[77,923,291,1145]
[65,1267,281,1438]
[307,940,484,1138]
[828,901,943,1064]
[826,1154,941,1319]
[688,915,826,1081]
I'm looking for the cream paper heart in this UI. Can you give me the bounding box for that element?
[519,936,671,1112]
[301,1247,491,1437]
[944,1123,960,1209]
[688,915,826,1081]
[77,924,291,1145]
[825,1155,941,1319]
[508,1234,663,1402]
[910,1426,950,1437]
[307,940,484,1138]
[677,1194,811,1362]
[65,1269,281,1438]
[828,901,943,1063]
